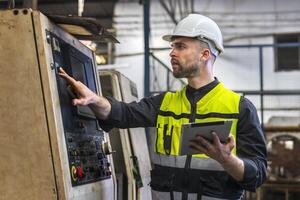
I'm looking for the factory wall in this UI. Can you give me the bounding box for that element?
[113,0,300,123]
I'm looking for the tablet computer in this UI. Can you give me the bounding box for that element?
[179,121,233,155]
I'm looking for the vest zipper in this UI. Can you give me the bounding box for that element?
[183,93,197,200]
[190,96,196,123]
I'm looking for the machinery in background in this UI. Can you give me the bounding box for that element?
[256,116,300,200]
[0,9,116,200]
[99,70,152,200]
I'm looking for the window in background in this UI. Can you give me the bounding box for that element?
[274,34,300,71]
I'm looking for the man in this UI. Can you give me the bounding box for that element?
[59,14,267,200]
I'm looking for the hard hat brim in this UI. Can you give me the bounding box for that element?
[162,34,196,42]
[162,34,173,42]
[162,34,224,54]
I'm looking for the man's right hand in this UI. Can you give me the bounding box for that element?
[58,67,111,120]
[58,67,99,106]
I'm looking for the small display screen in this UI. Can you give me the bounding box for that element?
[68,50,96,119]
[70,56,87,86]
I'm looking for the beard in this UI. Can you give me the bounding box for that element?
[171,58,201,78]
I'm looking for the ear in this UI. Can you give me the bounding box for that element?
[200,49,211,61]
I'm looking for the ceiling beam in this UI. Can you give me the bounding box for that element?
[159,0,177,24]
[159,0,195,25]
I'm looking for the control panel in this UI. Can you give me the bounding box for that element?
[65,124,111,186]
[49,32,111,186]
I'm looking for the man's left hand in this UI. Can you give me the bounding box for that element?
[189,132,235,165]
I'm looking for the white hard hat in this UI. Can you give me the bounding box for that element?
[162,14,224,55]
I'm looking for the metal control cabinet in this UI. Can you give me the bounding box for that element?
[99,70,152,200]
[0,9,116,200]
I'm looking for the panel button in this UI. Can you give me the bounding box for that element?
[77,166,84,178]
[71,165,78,182]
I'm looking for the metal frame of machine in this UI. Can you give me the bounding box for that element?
[99,69,152,200]
[0,9,116,200]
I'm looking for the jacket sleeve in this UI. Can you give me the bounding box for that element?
[98,93,165,132]
[236,97,267,192]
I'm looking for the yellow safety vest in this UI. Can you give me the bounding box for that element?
[155,83,240,158]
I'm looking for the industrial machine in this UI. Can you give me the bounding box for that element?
[255,116,300,200]
[0,9,116,200]
[99,70,152,200]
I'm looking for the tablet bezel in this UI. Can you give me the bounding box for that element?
[179,120,233,155]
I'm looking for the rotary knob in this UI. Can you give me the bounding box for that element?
[102,142,115,155]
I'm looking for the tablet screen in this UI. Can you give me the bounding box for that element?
[179,121,233,155]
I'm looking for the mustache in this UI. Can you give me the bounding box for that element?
[171,58,179,65]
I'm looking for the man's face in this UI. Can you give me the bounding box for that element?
[170,37,203,78]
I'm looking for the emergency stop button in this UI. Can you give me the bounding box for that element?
[77,166,84,178]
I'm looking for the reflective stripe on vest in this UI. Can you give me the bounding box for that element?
[151,153,224,171]
[155,82,240,163]
[152,190,231,200]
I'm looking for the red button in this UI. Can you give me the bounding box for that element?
[77,166,84,178]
